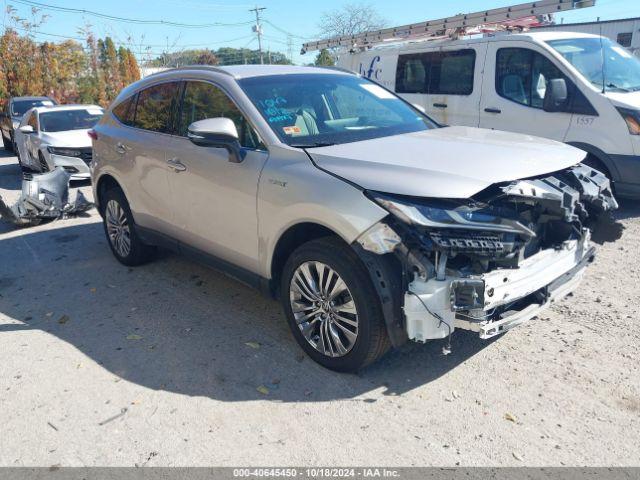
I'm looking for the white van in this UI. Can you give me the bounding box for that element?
[338,31,640,198]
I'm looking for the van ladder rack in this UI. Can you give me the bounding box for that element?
[301,0,596,53]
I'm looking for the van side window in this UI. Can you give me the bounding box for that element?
[396,49,476,95]
[112,94,137,126]
[179,81,264,150]
[133,82,181,134]
[496,48,566,108]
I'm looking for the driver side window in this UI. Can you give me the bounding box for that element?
[179,81,264,150]
[496,48,566,109]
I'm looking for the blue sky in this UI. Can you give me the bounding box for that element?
[1,0,637,64]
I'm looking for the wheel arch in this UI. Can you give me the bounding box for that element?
[95,173,124,215]
[269,222,348,297]
[567,142,619,181]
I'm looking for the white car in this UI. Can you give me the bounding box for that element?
[15,105,104,179]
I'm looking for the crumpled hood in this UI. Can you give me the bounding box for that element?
[604,90,640,110]
[41,130,92,148]
[307,126,585,198]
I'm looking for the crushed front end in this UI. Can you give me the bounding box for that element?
[356,164,618,348]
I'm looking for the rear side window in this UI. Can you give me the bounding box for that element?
[112,95,137,126]
[179,81,263,149]
[396,49,476,95]
[133,82,181,134]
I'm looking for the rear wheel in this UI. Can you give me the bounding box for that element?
[102,187,155,266]
[280,237,390,372]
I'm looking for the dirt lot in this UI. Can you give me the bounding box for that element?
[0,148,639,467]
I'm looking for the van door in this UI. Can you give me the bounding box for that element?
[394,45,484,126]
[480,42,573,140]
[165,80,268,274]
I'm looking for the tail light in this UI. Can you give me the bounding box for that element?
[87,129,98,140]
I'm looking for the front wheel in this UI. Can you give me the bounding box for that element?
[280,237,390,373]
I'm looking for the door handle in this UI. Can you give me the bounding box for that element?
[433,103,448,109]
[167,158,187,172]
[484,107,502,114]
[115,142,129,154]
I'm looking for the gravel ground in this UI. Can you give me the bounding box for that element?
[0,148,639,467]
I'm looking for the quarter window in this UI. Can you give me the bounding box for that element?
[179,81,263,150]
[396,49,476,95]
[133,82,181,134]
[112,95,137,126]
[496,48,566,108]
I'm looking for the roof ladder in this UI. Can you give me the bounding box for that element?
[301,0,596,53]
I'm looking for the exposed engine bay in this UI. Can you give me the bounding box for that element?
[357,163,619,349]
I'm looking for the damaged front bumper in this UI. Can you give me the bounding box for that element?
[356,162,618,348]
[404,230,594,342]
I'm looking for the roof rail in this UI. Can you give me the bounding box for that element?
[301,0,596,53]
[147,65,234,77]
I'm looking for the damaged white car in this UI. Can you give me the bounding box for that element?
[92,65,618,372]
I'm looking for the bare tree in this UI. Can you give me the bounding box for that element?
[318,3,386,38]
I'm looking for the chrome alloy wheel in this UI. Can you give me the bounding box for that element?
[105,199,131,258]
[289,261,359,357]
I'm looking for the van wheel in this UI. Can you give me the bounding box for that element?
[102,187,155,266]
[280,237,390,373]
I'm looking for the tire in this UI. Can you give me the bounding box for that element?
[280,236,390,373]
[101,187,155,266]
[2,133,12,152]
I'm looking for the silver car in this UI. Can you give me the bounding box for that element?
[91,65,617,372]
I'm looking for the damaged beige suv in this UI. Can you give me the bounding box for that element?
[92,65,617,372]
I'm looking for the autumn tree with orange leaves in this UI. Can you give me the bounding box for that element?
[0,5,140,108]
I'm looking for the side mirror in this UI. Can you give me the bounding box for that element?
[187,117,245,163]
[19,125,35,134]
[543,78,568,113]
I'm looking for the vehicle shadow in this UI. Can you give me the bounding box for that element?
[0,146,14,158]
[0,220,493,403]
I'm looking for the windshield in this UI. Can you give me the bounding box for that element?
[547,37,640,92]
[238,73,438,147]
[39,109,103,132]
[11,99,54,116]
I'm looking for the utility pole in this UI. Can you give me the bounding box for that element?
[249,6,266,64]
[287,34,293,64]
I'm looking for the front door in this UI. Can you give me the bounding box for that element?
[166,80,269,274]
[479,42,573,140]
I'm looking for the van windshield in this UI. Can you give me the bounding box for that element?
[547,37,640,92]
[238,73,438,147]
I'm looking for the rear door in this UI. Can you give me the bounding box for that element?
[165,80,269,273]
[110,82,181,234]
[479,42,573,140]
[394,46,484,126]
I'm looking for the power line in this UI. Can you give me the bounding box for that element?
[10,0,254,28]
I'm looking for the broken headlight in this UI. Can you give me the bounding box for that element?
[368,192,534,237]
